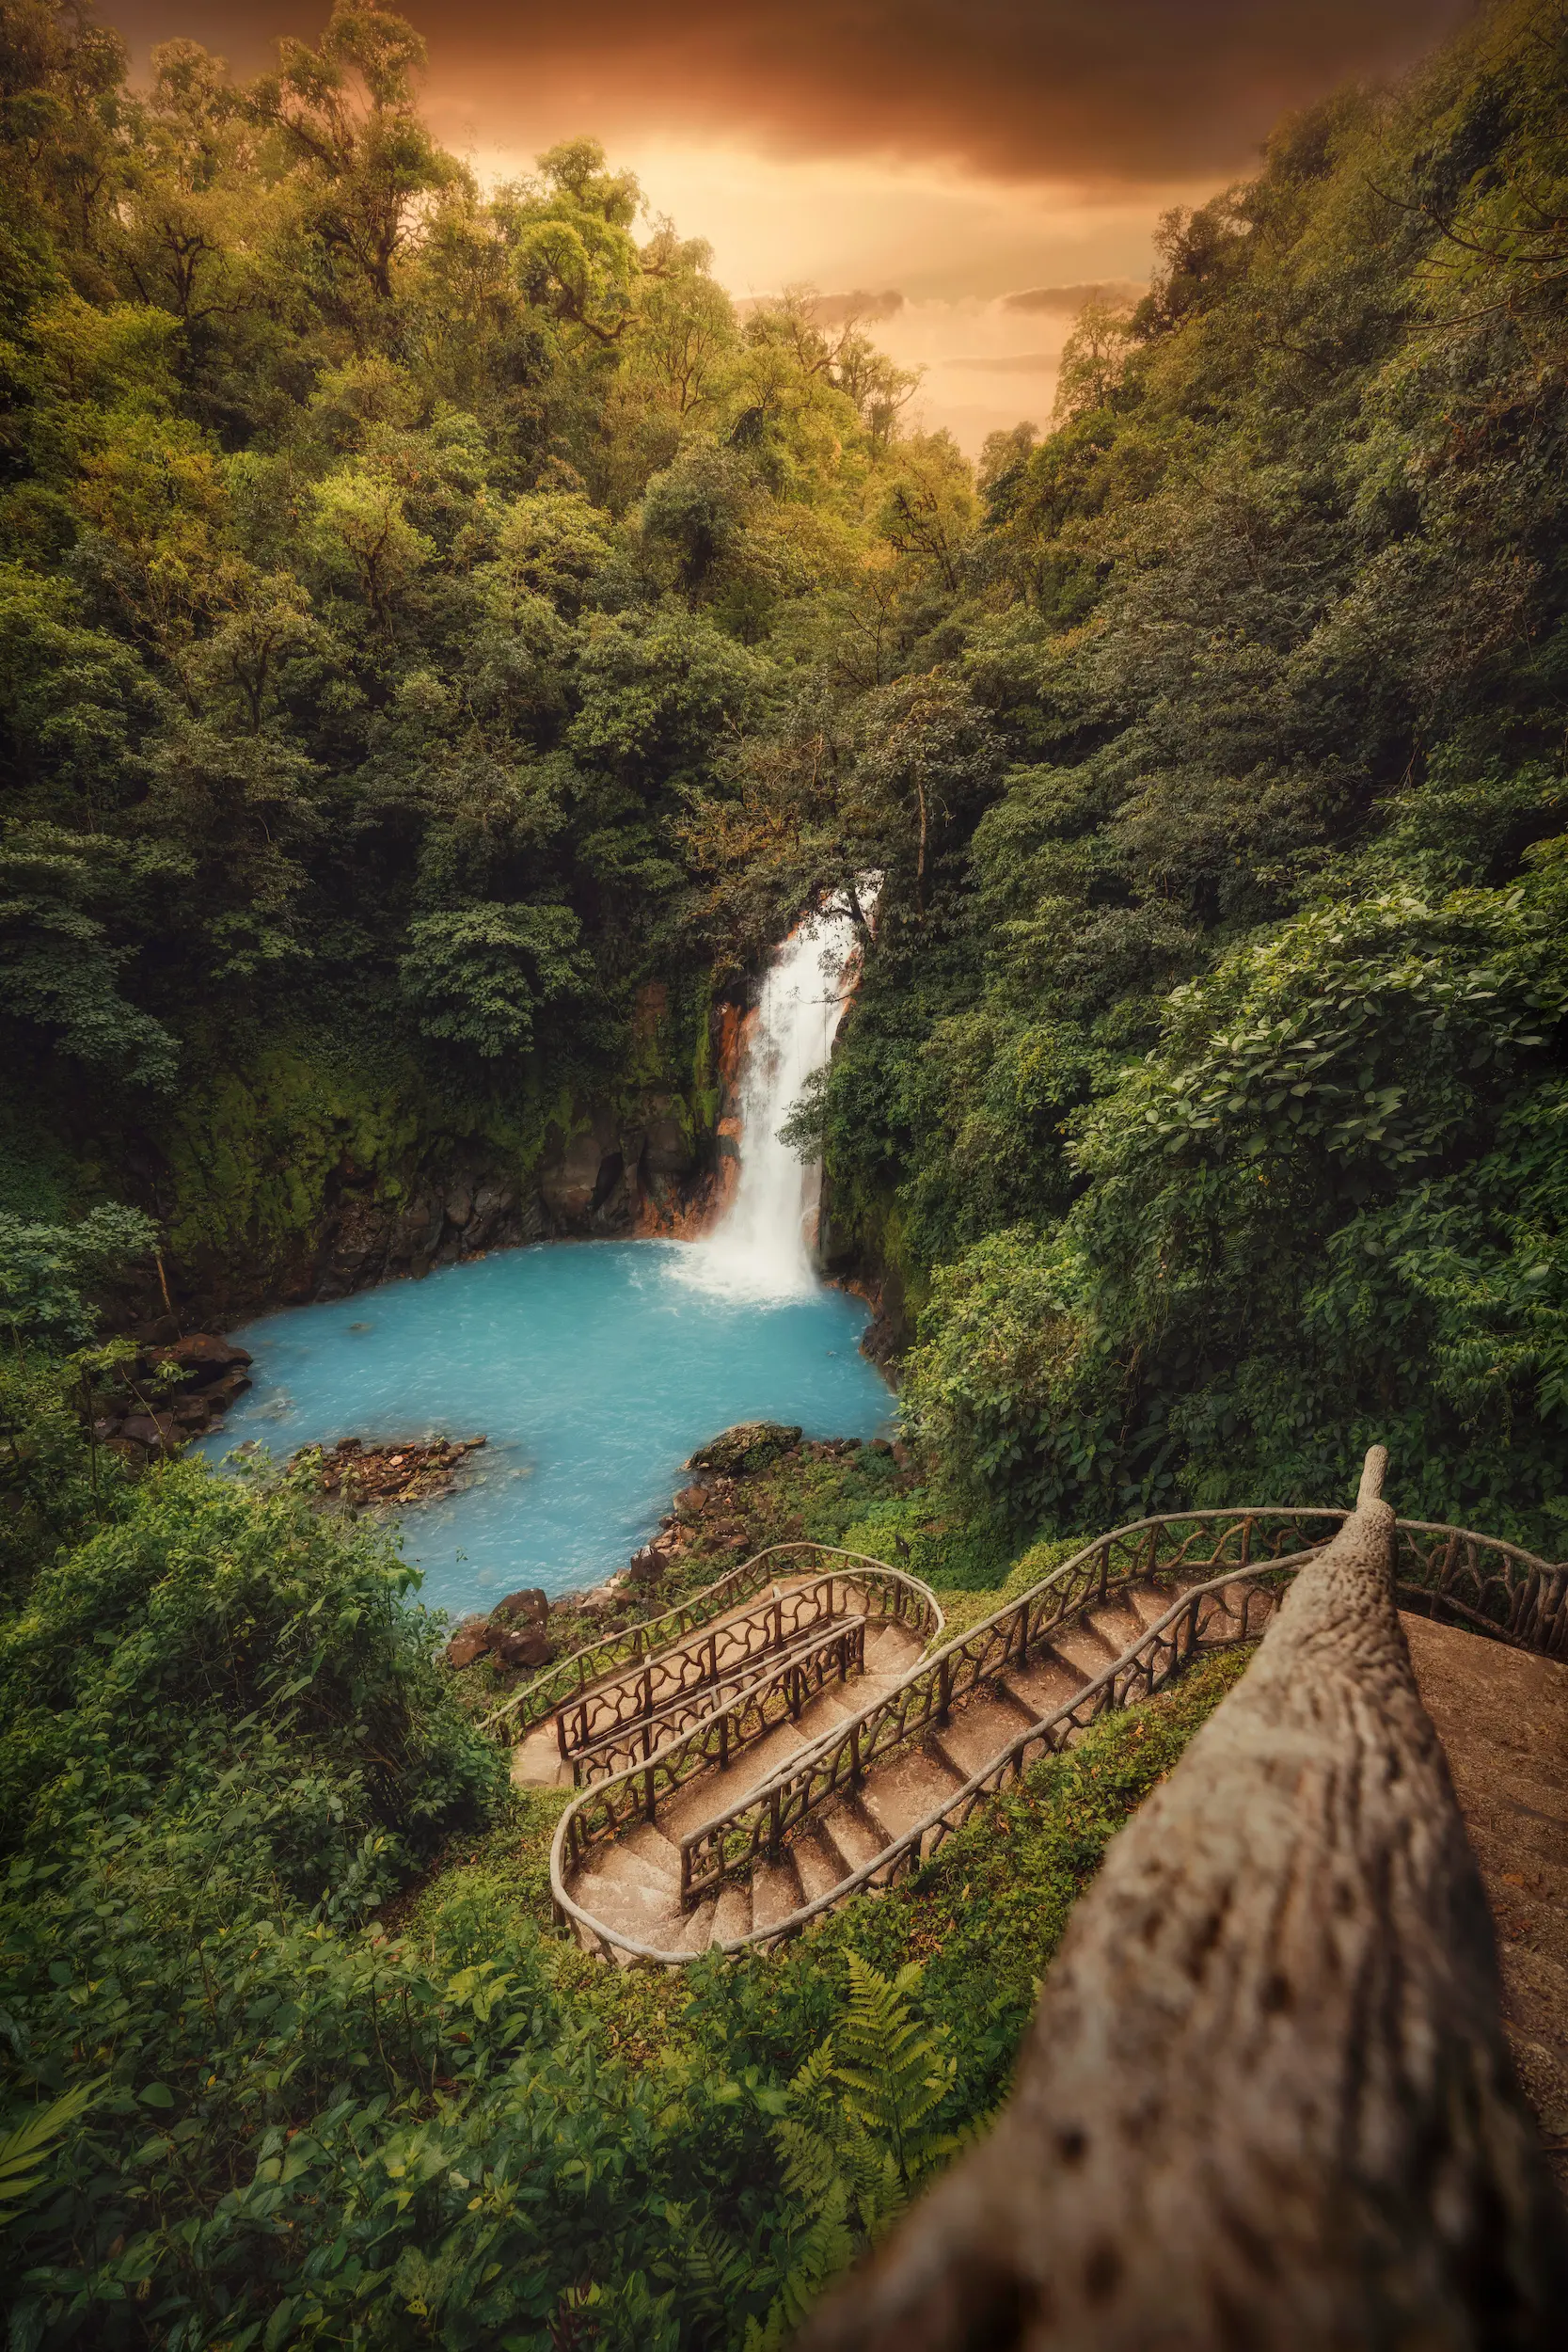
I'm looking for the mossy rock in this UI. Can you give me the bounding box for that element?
[688,1421,803,1476]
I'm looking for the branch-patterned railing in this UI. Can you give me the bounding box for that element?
[478,1554,780,1741]
[557,1568,891,1763]
[558,1603,926,1858]
[1394,1519,1567,1657]
[679,1512,1325,1906]
[479,1542,943,1745]
[548,1506,1565,1968]
[570,1613,868,1786]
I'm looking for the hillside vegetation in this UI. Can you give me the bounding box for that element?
[2,0,1564,1536]
[1,0,1567,2339]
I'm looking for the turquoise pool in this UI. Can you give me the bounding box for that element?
[197,1239,893,1620]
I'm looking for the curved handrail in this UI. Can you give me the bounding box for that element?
[477,1553,780,1740]
[548,1559,1287,1969]
[549,1505,1565,1968]
[573,1615,870,1788]
[558,1566,903,1761]
[480,1541,945,1742]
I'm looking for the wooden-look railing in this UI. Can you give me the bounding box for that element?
[478,1553,781,1741]
[678,1513,1322,1913]
[479,1541,944,1745]
[691,1567,1277,1928]
[798,1453,1568,2352]
[548,1504,1566,1969]
[1394,1518,1567,1656]
[556,1567,891,1764]
[569,1613,868,1786]
[552,1559,940,1850]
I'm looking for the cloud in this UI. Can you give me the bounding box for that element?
[421,0,1468,183]
[734,290,907,326]
[942,353,1058,373]
[1003,279,1147,314]
[118,2,1469,184]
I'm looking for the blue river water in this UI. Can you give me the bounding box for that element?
[196,1240,893,1621]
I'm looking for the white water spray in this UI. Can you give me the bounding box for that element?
[680,904,859,1301]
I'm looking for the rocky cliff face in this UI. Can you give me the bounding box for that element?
[148,977,743,1325]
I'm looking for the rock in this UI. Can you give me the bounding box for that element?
[120,1413,179,1451]
[131,1315,182,1348]
[150,1332,253,1387]
[517,1195,546,1244]
[891,1441,914,1470]
[492,1586,548,1627]
[540,1131,606,1221]
[673,1483,710,1519]
[643,1109,695,1179]
[868,1438,894,1456]
[170,1395,213,1429]
[490,1627,554,1670]
[446,1620,491,1670]
[688,1422,803,1477]
[444,1177,474,1230]
[627,1544,668,1583]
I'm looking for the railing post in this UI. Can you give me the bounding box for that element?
[642,1765,657,1823]
[938,1653,952,1725]
[719,1710,729,1771]
[769,1783,782,1856]
[771,1595,784,1653]
[849,1721,862,1789]
[1240,1514,1253,1569]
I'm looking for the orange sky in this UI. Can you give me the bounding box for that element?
[115,0,1471,449]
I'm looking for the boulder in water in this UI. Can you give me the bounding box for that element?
[688,1422,803,1477]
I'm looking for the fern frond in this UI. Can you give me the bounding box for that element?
[0,2081,101,2221]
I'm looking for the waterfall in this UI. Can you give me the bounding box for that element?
[679,905,857,1301]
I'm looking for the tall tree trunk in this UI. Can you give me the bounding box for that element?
[800,1450,1568,2351]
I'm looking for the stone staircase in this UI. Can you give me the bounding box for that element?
[511,1551,939,1790]
[538,1503,1568,1967]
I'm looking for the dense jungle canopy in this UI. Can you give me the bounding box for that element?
[4,0,1567,1544]
[2,2,1567,2344]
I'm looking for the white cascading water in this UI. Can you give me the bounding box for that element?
[680,904,858,1301]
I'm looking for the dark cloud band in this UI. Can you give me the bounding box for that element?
[115,0,1470,182]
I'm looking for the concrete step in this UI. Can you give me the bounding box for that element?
[571,1853,681,1929]
[1125,1578,1182,1631]
[621,1819,682,1875]
[711,1879,753,1946]
[1005,1647,1085,1717]
[579,1840,673,1899]
[752,1851,806,1932]
[858,1745,968,1844]
[679,1897,720,1954]
[1087,1597,1147,1656]
[816,1794,885,1875]
[512,1721,568,1788]
[928,1691,1034,1777]
[1049,1620,1122,1680]
[793,1820,851,1901]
